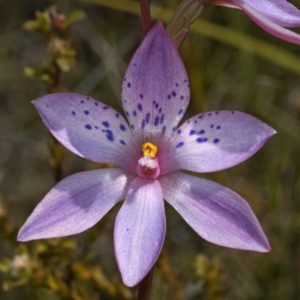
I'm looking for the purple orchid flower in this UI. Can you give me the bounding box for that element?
[209,0,300,45]
[18,21,275,287]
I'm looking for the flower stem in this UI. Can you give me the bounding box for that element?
[140,0,151,36]
[137,266,155,300]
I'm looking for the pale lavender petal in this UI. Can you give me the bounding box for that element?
[159,111,275,174]
[234,0,300,44]
[18,168,135,241]
[114,177,166,287]
[122,21,190,146]
[211,0,300,44]
[33,93,140,172]
[159,172,270,252]
[237,0,300,27]
[212,0,300,27]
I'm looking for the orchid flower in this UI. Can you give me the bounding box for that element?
[18,21,275,287]
[209,0,300,45]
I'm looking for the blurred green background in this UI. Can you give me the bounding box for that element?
[0,0,300,299]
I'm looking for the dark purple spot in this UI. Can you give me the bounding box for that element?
[198,115,204,119]
[215,112,219,115]
[154,116,160,126]
[140,94,144,99]
[85,124,92,130]
[94,102,98,106]
[160,114,164,124]
[231,111,235,114]
[167,94,171,100]
[208,113,212,116]
[162,126,166,135]
[178,109,183,115]
[190,130,196,135]
[120,124,126,131]
[72,111,76,115]
[177,129,181,134]
[159,108,162,114]
[172,91,176,97]
[86,97,90,100]
[197,138,208,143]
[103,106,109,110]
[102,121,110,128]
[116,113,120,118]
[133,110,137,117]
[175,83,179,87]
[153,101,156,104]
[180,96,184,100]
[216,126,221,130]
[137,103,143,111]
[84,110,89,115]
[105,130,114,141]
[126,111,130,117]
[198,130,205,134]
[146,113,151,124]
[214,138,220,143]
[176,142,184,148]
[131,124,134,130]
[134,63,136,66]
[120,140,126,145]
[194,120,197,124]
[172,126,176,132]
[155,103,159,109]
[46,104,49,107]
[95,126,98,129]
[127,82,131,88]
[80,100,84,104]
[142,119,145,129]
[184,79,188,83]
[210,124,214,128]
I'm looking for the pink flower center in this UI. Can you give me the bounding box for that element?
[136,142,160,179]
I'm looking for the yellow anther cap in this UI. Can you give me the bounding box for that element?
[141,142,158,158]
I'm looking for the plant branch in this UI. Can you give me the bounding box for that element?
[140,0,151,36]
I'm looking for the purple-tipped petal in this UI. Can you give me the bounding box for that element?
[159,172,270,252]
[114,177,166,287]
[212,0,300,44]
[18,168,135,241]
[122,21,190,146]
[33,93,140,172]
[159,111,275,174]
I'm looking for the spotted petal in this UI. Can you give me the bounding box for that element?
[212,0,300,44]
[18,168,135,241]
[114,177,166,287]
[159,172,270,252]
[122,21,190,146]
[33,93,140,172]
[159,111,275,174]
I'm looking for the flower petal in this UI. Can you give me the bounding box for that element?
[18,168,135,241]
[114,177,166,287]
[159,110,275,174]
[159,172,270,252]
[122,21,190,146]
[235,0,300,44]
[33,93,140,172]
[212,0,300,44]
[236,0,300,27]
